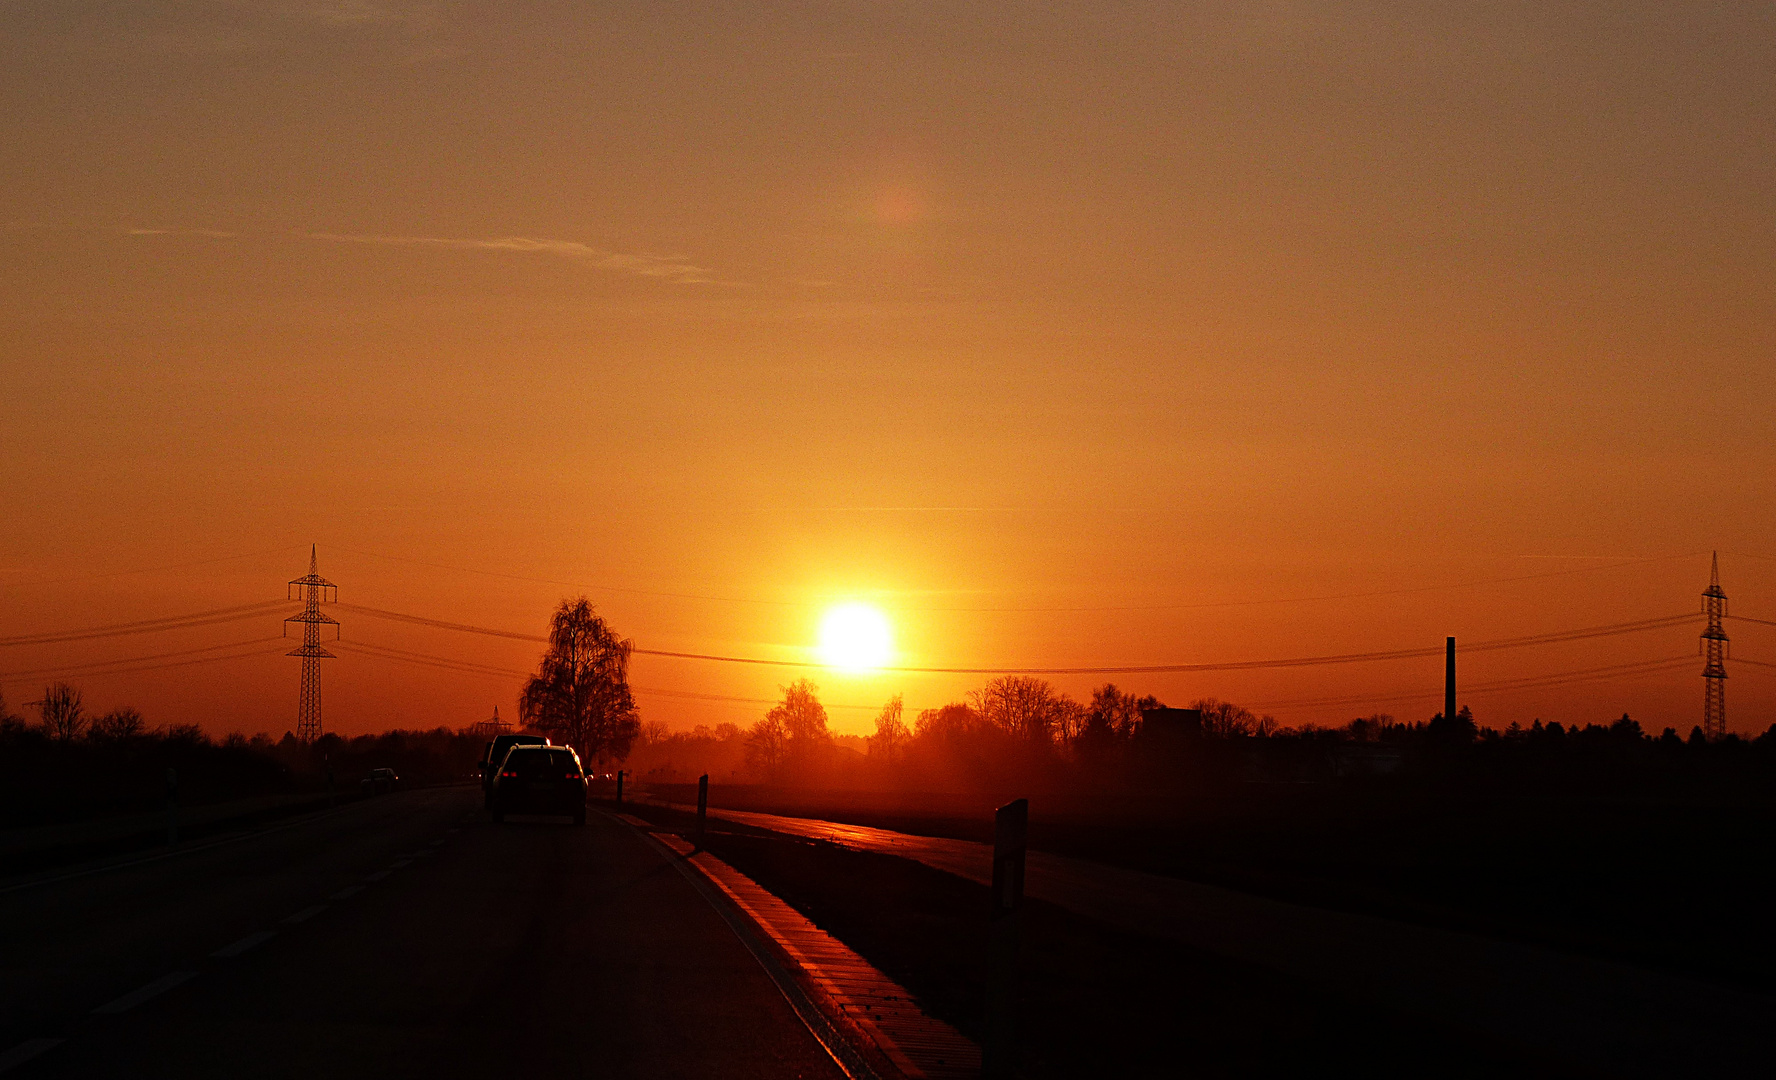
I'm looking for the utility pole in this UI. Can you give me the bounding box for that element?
[285,545,339,742]
[1701,551,1729,741]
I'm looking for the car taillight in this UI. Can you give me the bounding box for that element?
[500,770,517,778]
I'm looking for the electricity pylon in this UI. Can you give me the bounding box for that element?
[1701,551,1729,741]
[285,545,339,742]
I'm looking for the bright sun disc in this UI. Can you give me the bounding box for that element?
[817,603,893,671]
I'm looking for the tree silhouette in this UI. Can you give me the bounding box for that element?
[1191,697,1264,738]
[780,679,833,771]
[519,597,639,766]
[972,675,1075,744]
[90,705,146,741]
[869,694,908,763]
[746,711,788,778]
[38,682,86,741]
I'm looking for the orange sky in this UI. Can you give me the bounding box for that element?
[3,3,1774,738]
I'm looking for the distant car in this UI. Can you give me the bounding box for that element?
[479,734,548,808]
[490,745,586,825]
[360,767,400,795]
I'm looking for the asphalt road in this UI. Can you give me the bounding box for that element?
[668,800,1775,1078]
[0,787,845,1079]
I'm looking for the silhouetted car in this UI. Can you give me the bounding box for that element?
[479,733,548,808]
[360,767,400,795]
[490,745,586,825]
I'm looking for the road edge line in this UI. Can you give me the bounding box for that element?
[601,809,884,1080]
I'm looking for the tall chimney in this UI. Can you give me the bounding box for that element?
[1445,636,1456,724]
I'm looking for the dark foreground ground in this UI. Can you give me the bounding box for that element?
[644,782,1776,991]
[617,800,1539,1079]
[0,787,842,1080]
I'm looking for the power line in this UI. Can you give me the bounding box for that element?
[335,545,1704,614]
[329,639,882,711]
[0,642,290,686]
[334,546,798,607]
[0,545,305,591]
[333,641,524,680]
[0,637,287,682]
[337,602,1698,675]
[1249,656,1696,712]
[0,600,296,647]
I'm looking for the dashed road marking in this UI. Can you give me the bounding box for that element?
[282,905,326,924]
[330,885,365,900]
[427,838,445,847]
[211,931,277,958]
[0,1039,65,1075]
[92,971,196,1014]
[364,870,391,881]
[389,859,413,869]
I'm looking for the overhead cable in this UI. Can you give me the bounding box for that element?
[330,639,881,711]
[0,637,288,682]
[0,545,306,591]
[1248,656,1696,711]
[1728,614,1776,628]
[0,600,296,647]
[335,546,1704,613]
[337,602,1698,675]
[0,642,291,686]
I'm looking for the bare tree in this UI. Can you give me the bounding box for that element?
[774,679,830,745]
[869,694,908,763]
[38,683,86,741]
[1190,697,1277,737]
[745,712,789,778]
[915,702,987,741]
[90,706,146,741]
[768,679,832,777]
[972,675,1075,744]
[519,597,640,766]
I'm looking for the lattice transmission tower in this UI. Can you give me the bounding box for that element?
[1701,550,1729,741]
[285,545,339,742]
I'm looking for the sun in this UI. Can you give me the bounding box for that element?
[817,603,893,672]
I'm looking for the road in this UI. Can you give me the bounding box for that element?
[0,787,845,1079]
[664,800,1775,1078]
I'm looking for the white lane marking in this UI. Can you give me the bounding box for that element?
[330,885,365,900]
[0,1039,65,1074]
[364,870,391,881]
[389,859,413,869]
[92,971,197,1014]
[428,839,445,847]
[211,931,276,958]
[282,904,326,924]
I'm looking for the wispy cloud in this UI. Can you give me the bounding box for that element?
[128,227,239,239]
[299,231,713,283]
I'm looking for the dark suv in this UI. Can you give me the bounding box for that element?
[479,734,548,809]
[490,745,587,825]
